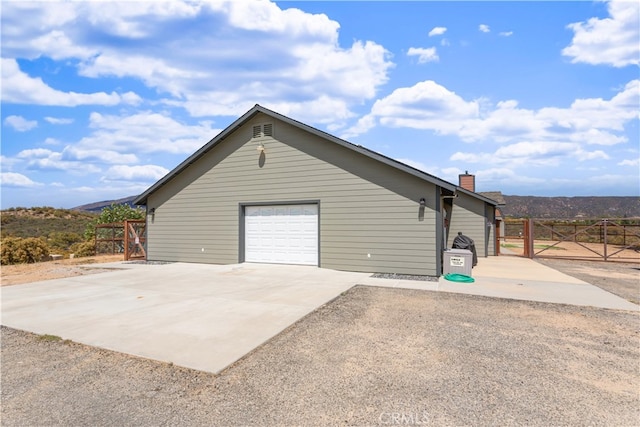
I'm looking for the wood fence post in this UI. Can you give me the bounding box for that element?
[603,219,608,261]
[523,218,534,258]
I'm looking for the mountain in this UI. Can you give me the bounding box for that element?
[500,196,639,219]
[73,196,139,213]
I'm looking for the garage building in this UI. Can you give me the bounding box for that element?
[134,105,497,276]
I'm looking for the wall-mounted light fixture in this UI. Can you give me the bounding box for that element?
[149,208,156,215]
[419,198,426,207]
[256,142,265,153]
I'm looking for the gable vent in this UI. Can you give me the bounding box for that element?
[252,123,274,139]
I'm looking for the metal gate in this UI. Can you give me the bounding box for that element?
[503,218,640,262]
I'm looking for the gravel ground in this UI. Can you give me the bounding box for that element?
[2,278,638,426]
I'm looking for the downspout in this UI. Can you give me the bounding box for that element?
[435,187,443,276]
[437,190,458,276]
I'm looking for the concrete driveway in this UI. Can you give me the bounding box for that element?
[2,257,636,374]
[1,263,368,373]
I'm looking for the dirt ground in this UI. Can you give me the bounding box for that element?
[1,255,638,425]
[0,254,122,286]
[2,285,638,426]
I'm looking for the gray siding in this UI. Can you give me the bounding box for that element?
[448,193,488,257]
[147,113,439,275]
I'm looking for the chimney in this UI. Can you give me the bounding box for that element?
[459,171,475,192]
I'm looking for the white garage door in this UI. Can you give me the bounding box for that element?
[245,204,318,265]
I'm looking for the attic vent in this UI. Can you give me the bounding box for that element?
[252,123,274,139]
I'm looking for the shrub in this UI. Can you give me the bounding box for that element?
[1,237,50,265]
[70,241,95,258]
[48,232,83,253]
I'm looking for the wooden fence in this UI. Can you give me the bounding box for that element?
[95,220,146,260]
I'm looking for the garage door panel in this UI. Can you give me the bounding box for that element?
[245,204,318,265]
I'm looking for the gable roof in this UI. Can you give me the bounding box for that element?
[478,191,506,205]
[134,104,496,206]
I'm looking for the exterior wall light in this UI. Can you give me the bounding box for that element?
[149,208,156,215]
[257,142,265,153]
[419,198,426,207]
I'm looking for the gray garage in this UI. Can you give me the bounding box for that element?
[134,105,497,276]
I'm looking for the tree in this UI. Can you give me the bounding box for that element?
[83,204,145,241]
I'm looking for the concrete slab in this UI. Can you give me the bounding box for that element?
[360,256,639,311]
[2,256,636,376]
[1,263,368,373]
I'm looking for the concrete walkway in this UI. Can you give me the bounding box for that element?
[1,256,637,374]
[362,256,639,311]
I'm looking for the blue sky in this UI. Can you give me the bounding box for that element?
[1,0,638,209]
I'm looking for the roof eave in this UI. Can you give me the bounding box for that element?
[455,186,499,206]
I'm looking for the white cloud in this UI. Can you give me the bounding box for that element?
[16,148,101,174]
[343,80,479,139]
[102,165,169,182]
[345,79,638,148]
[563,0,640,67]
[428,26,447,37]
[452,141,609,169]
[1,58,142,107]
[81,111,221,154]
[44,117,74,125]
[407,47,439,64]
[0,172,42,187]
[60,147,138,164]
[5,111,224,182]
[0,155,19,170]
[479,24,490,33]
[499,31,513,37]
[618,157,639,166]
[345,78,637,170]
[1,1,392,123]
[3,115,37,131]
[26,156,102,174]
[17,148,55,159]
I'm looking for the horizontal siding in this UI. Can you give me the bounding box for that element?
[448,194,487,257]
[147,112,439,275]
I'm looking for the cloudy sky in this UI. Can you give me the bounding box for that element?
[1,0,638,209]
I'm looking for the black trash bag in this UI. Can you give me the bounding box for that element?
[452,232,478,266]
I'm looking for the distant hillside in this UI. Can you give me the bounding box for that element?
[501,196,640,219]
[1,207,97,238]
[73,196,139,212]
